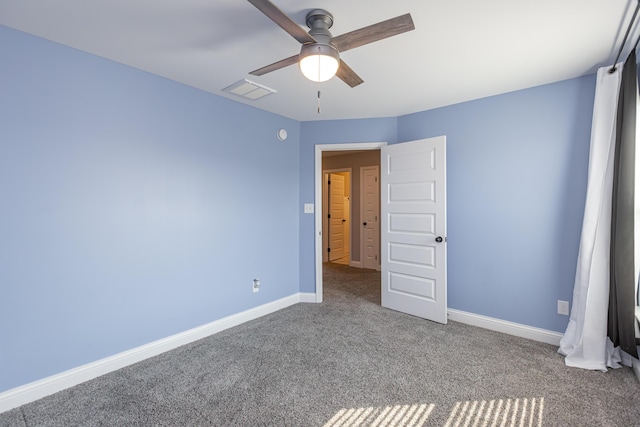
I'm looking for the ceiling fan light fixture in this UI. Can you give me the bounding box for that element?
[299,43,340,83]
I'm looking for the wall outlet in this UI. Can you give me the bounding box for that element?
[253,279,260,293]
[557,300,570,316]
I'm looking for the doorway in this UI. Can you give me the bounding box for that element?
[322,157,381,270]
[315,143,385,303]
[314,137,448,324]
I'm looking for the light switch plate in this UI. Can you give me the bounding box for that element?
[304,203,314,214]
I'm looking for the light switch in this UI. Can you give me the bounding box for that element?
[304,203,314,214]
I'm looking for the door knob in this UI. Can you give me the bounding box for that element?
[342,219,346,223]
[435,236,443,243]
[363,222,367,226]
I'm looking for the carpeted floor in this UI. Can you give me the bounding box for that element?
[1,262,639,426]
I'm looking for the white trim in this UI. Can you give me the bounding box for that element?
[447,309,563,346]
[633,358,640,383]
[0,293,309,414]
[298,292,318,303]
[349,260,362,268]
[314,143,386,303]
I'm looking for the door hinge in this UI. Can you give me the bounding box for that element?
[327,214,331,219]
[327,247,331,252]
[375,255,378,260]
[375,177,378,182]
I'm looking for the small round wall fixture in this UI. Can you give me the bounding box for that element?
[277,128,288,141]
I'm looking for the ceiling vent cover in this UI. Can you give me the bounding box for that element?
[223,79,276,100]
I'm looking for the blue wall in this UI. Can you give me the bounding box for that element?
[397,77,594,332]
[0,26,300,392]
[299,76,595,333]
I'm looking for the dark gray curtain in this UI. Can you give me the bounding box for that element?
[608,49,638,358]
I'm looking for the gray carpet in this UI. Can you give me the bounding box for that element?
[2,263,639,426]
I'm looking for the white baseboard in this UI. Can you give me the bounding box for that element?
[298,292,318,303]
[0,293,309,414]
[349,260,362,268]
[633,357,640,383]
[447,309,563,346]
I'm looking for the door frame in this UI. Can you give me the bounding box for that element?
[314,142,386,302]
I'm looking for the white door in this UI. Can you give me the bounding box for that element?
[343,196,350,257]
[381,136,447,324]
[362,166,379,270]
[328,173,345,261]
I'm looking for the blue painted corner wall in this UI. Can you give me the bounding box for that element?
[0,25,300,392]
[1,22,595,394]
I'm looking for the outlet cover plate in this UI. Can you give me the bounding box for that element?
[557,300,569,315]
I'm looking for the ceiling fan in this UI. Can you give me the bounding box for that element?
[247,0,415,87]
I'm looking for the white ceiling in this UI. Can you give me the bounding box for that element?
[0,0,637,121]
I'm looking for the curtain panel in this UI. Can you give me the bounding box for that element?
[559,53,640,370]
[558,65,622,371]
[608,50,638,359]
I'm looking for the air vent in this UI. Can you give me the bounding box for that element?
[222,79,276,100]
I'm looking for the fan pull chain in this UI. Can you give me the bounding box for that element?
[317,51,322,114]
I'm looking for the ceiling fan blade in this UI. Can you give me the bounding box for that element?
[336,60,364,88]
[249,54,299,76]
[247,0,316,45]
[331,13,414,53]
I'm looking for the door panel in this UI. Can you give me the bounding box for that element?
[389,213,435,234]
[389,272,436,299]
[381,136,447,324]
[389,243,435,267]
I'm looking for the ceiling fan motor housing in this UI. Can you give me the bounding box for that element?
[300,9,339,64]
[306,9,334,31]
